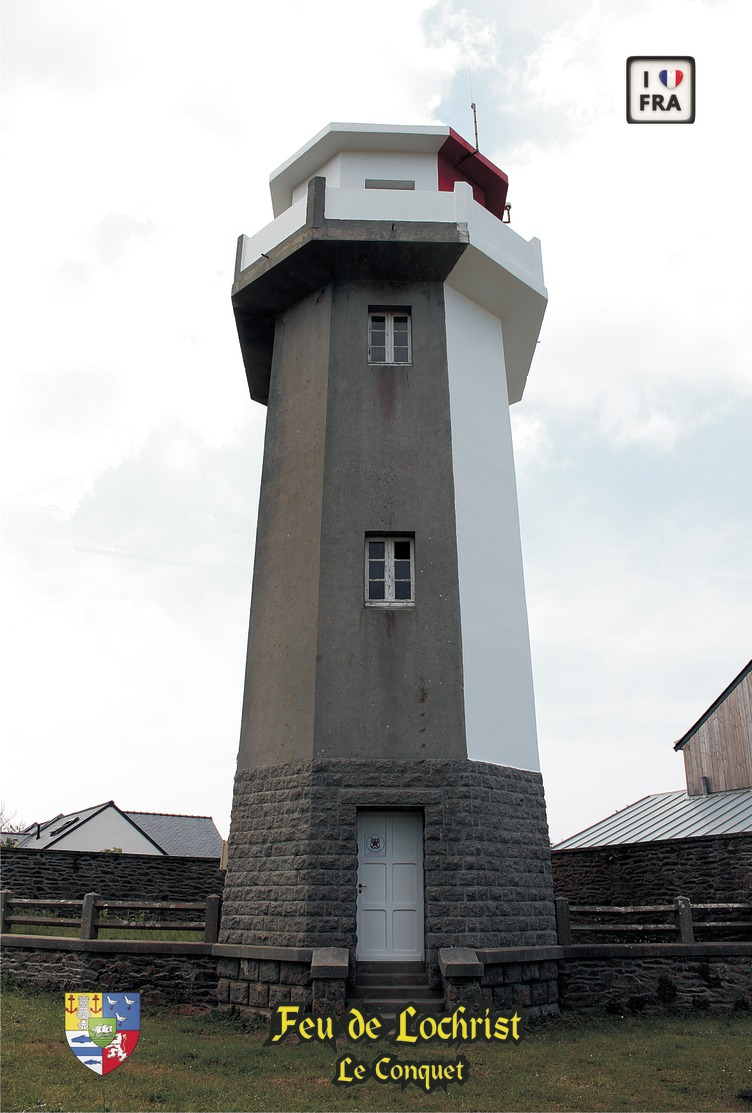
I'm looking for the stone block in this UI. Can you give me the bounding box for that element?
[229,980,249,1006]
[503,964,522,985]
[290,985,313,1006]
[513,984,531,1007]
[491,985,515,1009]
[259,961,280,983]
[530,981,550,1006]
[279,962,310,986]
[269,984,292,1007]
[239,959,259,981]
[247,982,270,1008]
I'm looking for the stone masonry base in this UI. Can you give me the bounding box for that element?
[219,758,557,1010]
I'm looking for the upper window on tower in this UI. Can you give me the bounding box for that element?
[365,537,415,607]
[368,310,412,365]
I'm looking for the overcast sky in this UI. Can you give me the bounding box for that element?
[2,0,750,845]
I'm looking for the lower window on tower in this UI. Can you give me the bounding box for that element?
[368,309,411,365]
[365,536,415,607]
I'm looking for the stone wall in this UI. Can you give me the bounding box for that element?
[216,953,313,1013]
[1,938,344,1017]
[431,944,750,1020]
[552,833,752,906]
[440,946,560,1021]
[0,937,218,1005]
[3,936,749,1019]
[221,758,557,962]
[0,847,225,902]
[559,944,752,1014]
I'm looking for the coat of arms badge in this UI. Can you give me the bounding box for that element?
[64,992,140,1074]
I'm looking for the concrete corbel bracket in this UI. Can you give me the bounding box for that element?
[438,947,484,980]
[438,947,486,1009]
[311,947,349,1016]
[310,947,349,980]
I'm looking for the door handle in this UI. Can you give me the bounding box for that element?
[358,883,367,892]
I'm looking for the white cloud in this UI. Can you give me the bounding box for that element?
[2,0,749,846]
[510,411,553,468]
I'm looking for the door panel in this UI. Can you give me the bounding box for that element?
[356,811,423,960]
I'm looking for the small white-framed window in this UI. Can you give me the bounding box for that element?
[365,537,415,607]
[368,310,411,365]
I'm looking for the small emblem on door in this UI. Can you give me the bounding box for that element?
[366,834,384,854]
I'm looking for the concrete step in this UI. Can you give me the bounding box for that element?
[349,984,443,1001]
[354,971,429,987]
[351,997,445,1020]
[349,959,444,1016]
[356,960,426,976]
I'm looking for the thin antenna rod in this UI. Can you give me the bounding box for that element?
[468,69,480,151]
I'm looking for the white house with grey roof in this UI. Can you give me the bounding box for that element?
[11,801,222,859]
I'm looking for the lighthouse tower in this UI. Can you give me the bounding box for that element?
[219,123,556,1010]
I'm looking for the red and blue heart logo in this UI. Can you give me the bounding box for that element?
[659,69,684,89]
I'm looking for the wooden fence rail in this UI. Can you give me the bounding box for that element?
[554,895,752,945]
[0,891,222,943]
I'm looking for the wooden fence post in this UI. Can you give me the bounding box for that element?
[555,897,571,945]
[0,890,11,934]
[674,895,695,943]
[204,894,222,943]
[80,892,100,940]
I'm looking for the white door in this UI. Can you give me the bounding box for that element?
[356,811,424,961]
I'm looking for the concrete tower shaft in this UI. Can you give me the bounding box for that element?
[237,270,468,770]
[232,124,547,775]
[220,125,556,985]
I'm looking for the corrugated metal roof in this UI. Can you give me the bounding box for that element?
[126,812,222,858]
[553,788,752,849]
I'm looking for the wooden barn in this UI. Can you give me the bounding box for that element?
[675,659,752,796]
[552,660,752,908]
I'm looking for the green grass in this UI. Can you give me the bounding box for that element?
[2,984,751,1112]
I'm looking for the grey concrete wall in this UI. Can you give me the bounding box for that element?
[237,278,467,769]
[315,280,466,762]
[236,287,331,770]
